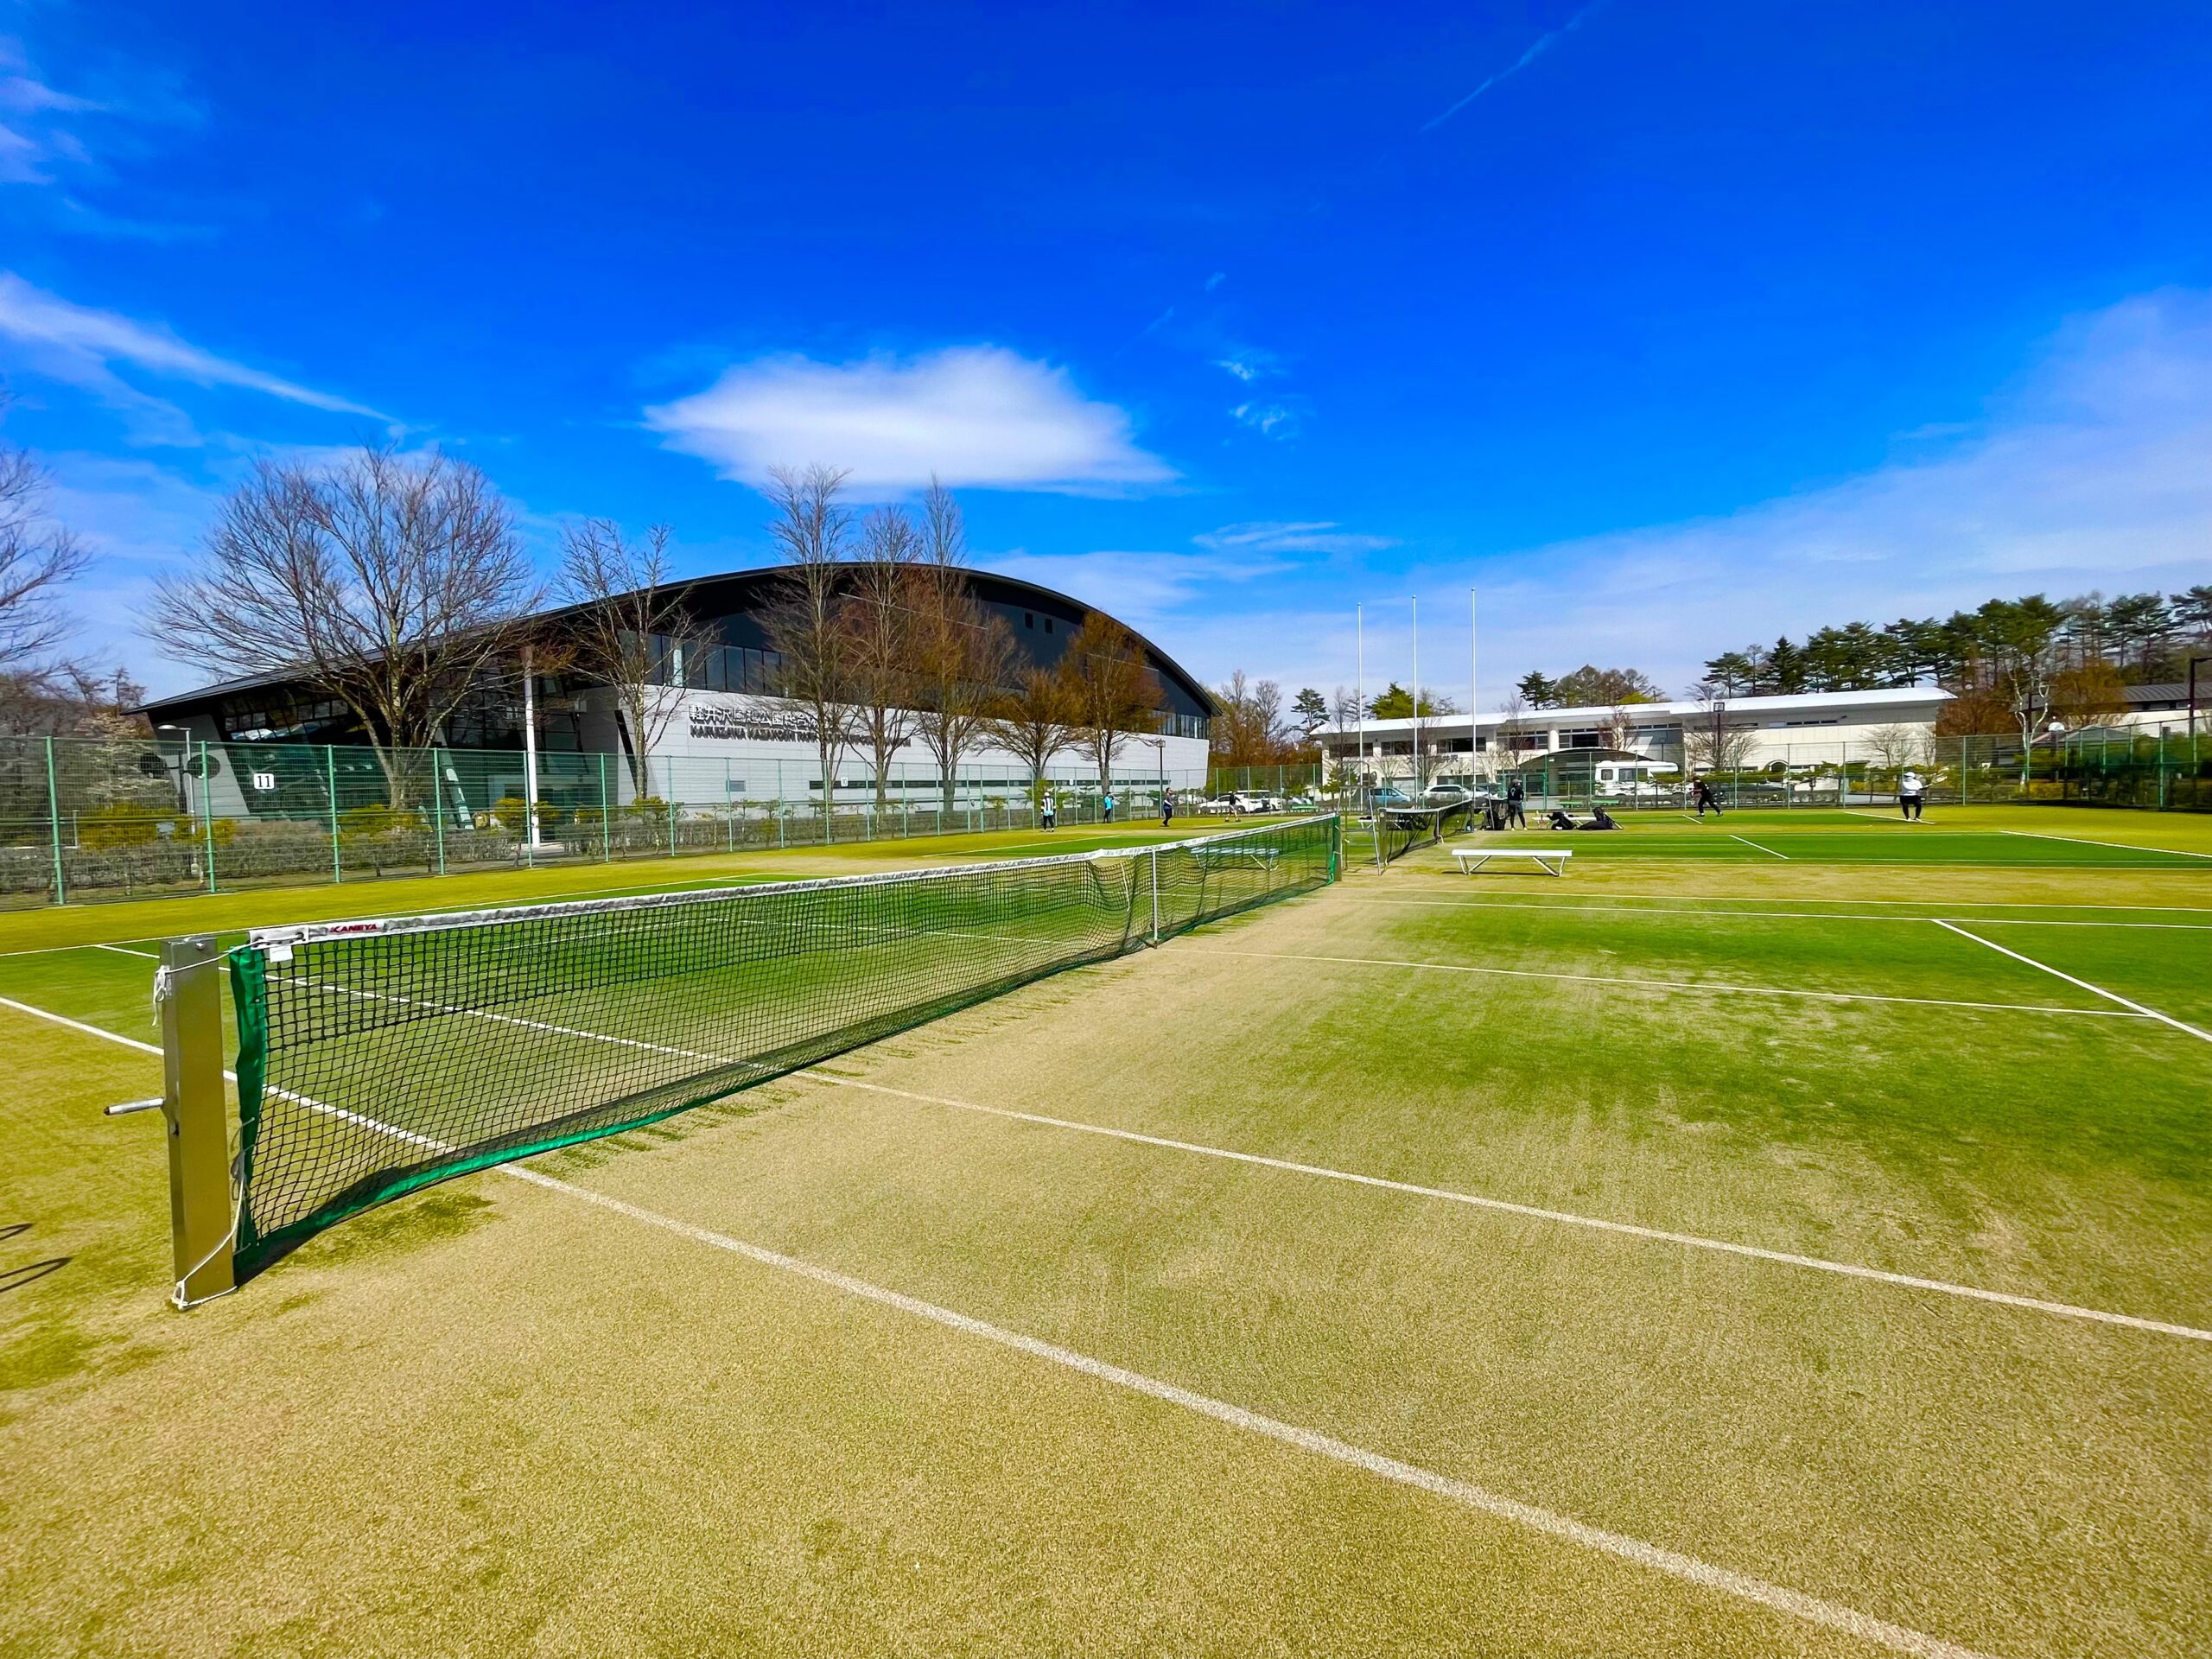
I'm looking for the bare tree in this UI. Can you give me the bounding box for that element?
[755,464,856,814]
[558,518,711,799]
[0,425,90,671]
[1602,702,1639,753]
[1863,722,1919,777]
[1682,683,1757,774]
[909,480,1014,812]
[842,505,922,811]
[1060,613,1160,791]
[147,446,538,804]
[987,664,1077,808]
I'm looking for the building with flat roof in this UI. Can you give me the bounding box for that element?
[1320,686,1955,784]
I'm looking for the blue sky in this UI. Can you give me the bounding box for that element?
[3,0,2209,705]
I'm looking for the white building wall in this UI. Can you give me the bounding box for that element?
[628,688,1211,807]
[1323,687,1955,776]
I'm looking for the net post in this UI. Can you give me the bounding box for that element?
[1148,846,1160,944]
[160,935,235,1308]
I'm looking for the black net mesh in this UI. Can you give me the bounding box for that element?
[1372,801,1476,866]
[226,817,1338,1274]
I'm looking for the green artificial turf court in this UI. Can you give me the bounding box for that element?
[2,806,2208,1657]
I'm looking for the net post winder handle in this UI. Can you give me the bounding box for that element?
[160,935,236,1307]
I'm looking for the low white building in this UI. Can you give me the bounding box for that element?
[1321,686,1955,782]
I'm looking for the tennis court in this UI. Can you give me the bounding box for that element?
[2,807,2207,1657]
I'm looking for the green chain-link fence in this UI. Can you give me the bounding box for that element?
[0,734,1214,909]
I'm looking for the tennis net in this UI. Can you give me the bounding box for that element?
[1372,800,1477,867]
[224,815,1338,1275]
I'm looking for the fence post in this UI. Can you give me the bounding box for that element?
[597,753,612,862]
[431,747,448,875]
[44,734,65,906]
[326,746,342,885]
[200,742,219,893]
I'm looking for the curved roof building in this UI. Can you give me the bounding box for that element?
[137,563,1217,802]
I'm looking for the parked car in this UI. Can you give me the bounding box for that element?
[1194,793,1239,814]
[1421,782,1474,805]
[1228,789,1287,814]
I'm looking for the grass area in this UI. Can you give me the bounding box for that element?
[1,806,2207,1656]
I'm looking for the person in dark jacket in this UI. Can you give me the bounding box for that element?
[1505,776,1527,829]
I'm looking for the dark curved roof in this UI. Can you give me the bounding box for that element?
[137,561,1219,721]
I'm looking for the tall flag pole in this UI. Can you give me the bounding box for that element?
[1470,586,1479,783]
[1355,604,1367,806]
[1410,595,1421,789]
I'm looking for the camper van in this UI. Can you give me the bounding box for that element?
[1593,760,1680,798]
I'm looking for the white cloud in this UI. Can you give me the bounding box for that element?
[1012,290,2212,705]
[0,273,384,424]
[1198,521,1398,556]
[644,346,1175,496]
[1231,398,1304,440]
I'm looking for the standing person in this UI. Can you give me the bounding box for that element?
[1103,789,1116,824]
[1898,769,1926,820]
[1039,787,1057,831]
[1160,788,1174,828]
[1694,778,1725,817]
[1505,775,1527,829]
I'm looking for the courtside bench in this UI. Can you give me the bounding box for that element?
[1452,847,1573,878]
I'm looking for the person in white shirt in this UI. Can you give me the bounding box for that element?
[1898,771,1926,820]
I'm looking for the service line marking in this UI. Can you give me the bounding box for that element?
[1336,897,2212,930]
[2,990,2004,1659]
[1933,922,2212,1046]
[505,1164,2004,1659]
[2000,829,2212,861]
[795,1071,2212,1343]
[1183,945,2141,1020]
[1729,834,1790,860]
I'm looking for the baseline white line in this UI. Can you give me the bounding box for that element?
[1335,896,2212,930]
[2000,828,2212,861]
[1366,887,2212,915]
[1729,834,1789,860]
[501,1165,2002,1659]
[1184,945,2144,1020]
[3,988,2007,1656]
[1932,922,2212,1046]
[796,1071,2212,1343]
[0,995,164,1056]
[93,942,159,958]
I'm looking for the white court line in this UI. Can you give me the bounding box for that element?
[1841,809,1926,827]
[2000,829,2212,861]
[0,989,2004,1658]
[1933,922,2212,1046]
[796,1071,2212,1343]
[504,1164,2001,1659]
[93,943,158,958]
[1185,945,2143,1020]
[16,982,2204,1340]
[1729,834,1789,860]
[1337,896,2212,930]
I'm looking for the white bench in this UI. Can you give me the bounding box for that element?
[1453,847,1573,878]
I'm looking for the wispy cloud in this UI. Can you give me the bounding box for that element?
[1421,1,1608,132]
[1197,521,1396,556]
[645,345,1176,497]
[0,273,385,429]
[1231,397,1306,441]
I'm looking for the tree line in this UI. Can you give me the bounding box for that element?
[1698,591,2212,699]
[0,429,1173,807]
